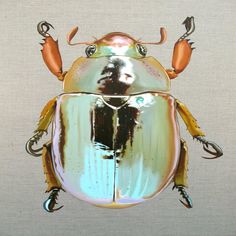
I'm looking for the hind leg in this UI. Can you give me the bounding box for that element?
[42,142,63,212]
[173,138,193,208]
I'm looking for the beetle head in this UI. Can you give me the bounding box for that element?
[67,27,167,58]
[87,32,146,58]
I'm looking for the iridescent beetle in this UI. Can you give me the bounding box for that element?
[26,17,223,212]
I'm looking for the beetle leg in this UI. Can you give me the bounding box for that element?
[176,100,223,159]
[176,99,205,137]
[42,142,63,212]
[173,139,193,208]
[174,139,189,187]
[195,136,223,159]
[26,97,57,157]
[42,142,62,192]
[43,188,63,213]
[172,185,193,208]
[37,21,54,37]
[37,21,66,81]
[166,16,195,79]
[36,96,57,132]
[178,16,195,42]
[25,131,45,157]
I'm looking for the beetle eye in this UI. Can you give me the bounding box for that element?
[136,44,147,56]
[85,45,97,57]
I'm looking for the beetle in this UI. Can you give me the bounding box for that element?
[26,16,223,212]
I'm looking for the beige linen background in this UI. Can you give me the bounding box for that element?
[0,0,235,235]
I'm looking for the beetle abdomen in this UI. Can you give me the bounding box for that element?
[52,92,180,208]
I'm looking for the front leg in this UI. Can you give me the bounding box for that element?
[166,16,195,79]
[176,99,223,159]
[37,21,67,81]
[25,97,57,157]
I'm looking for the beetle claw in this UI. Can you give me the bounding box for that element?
[37,21,54,37]
[43,189,63,213]
[179,199,193,209]
[195,136,223,159]
[25,131,45,157]
[178,16,195,41]
[173,185,193,208]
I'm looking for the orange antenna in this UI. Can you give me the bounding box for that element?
[67,27,94,46]
[138,27,167,45]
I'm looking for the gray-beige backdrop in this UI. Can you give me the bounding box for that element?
[0,0,235,235]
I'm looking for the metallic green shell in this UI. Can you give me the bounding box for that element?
[63,56,170,94]
[52,92,180,208]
